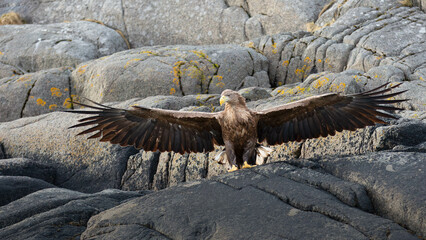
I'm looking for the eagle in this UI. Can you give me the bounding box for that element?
[68,83,406,171]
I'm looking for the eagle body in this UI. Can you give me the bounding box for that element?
[68,83,406,171]
[218,99,258,168]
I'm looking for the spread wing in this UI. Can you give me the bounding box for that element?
[68,100,224,154]
[256,83,407,145]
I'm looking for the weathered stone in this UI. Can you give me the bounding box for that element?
[315,152,426,238]
[0,21,127,73]
[71,45,269,103]
[0,112,138,193]
[238,87,272,102]
[0,188,145,240]
[0,158,55,183]
[0,62,23,79]
[0,176,55,206]
[0,0,330,47]
[0,67,73,122]
[82,161,417,239]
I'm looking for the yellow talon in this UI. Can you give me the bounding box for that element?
[242,162,255,169]
[228,165,239,172]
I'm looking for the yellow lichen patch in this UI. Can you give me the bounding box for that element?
[49,104,57,110]
[77,65,88,74]
[36,98,46,106]
[304,57,312,63]
[329,82,346,92]
[317,59,322,63]
[50,87,62,97]
[170,88,176,95]
[272,42,278,54]
[295,86,305,94]
[0,51,3,55]
[109,89,114,93]
[216,82,225,88]
[282,60,289,66]
[64,88,69,92]
[353,75,361,83]
[191,50,209,59]
[124,58,142,69]
[246,42,256,49]
[63,99,71,108]
[313,77,329,89]
[374,74,378,78]
[420,76,424,81]
[17,76,31,82]
[29,96,34,99]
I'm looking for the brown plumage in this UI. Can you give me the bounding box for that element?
[68,83,407,170]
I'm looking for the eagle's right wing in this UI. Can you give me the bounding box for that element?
[256,83,407,145]
[68,101,224,154]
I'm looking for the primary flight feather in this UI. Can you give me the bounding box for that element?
[68,83,406,171]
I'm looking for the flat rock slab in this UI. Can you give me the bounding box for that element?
[0,176,55,206]
[71,44,269,103]
[0,112,138,193]
[0,157,55,183]
[0,67,72,122]
[0,188,146,240]
[0,21,127,73]
[82,161,416,240]
[314,151,426,238]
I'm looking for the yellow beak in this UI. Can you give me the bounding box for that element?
[220,96,228,106]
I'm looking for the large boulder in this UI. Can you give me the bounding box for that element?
[243,5,426,86]
[0,158,56,183]
[314,151,426,238]
[0,112,138,193]
[82,160,418,239]
[0,21,127,74]
[0,67,72,122]
[0,188,146,240]
[71,45,269,103]
[0,176,56,206]
[0,0,330,47]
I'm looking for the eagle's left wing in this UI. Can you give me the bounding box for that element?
[67,100,224,154]
[256,83,407,145]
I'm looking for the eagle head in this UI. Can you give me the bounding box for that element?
[220,89,246,106]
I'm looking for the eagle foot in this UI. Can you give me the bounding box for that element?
[242,162,255,169]
[228,165,239,172]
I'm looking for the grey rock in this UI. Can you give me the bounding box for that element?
[244,5,426,86]
[0,188,145,240]
[0,158,55,183]
[315,152,426,239]
[0,67,72,122]
[0,0,330,47]
[71,45,269,103]
[0,176,56,206]
[0,112,138,193]
[83,161,416,239]
[0,21,127,73]
[0,144,4,159]
[238,87,272,102]
[0,62,23,79]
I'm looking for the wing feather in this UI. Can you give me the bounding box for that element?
[257,83,407,144]
[67,101,223,153]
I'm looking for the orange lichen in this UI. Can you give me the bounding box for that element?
[17,76,31,82]
[282,60,289,66]
[124,58,142,68]
[77,65,88,74]
[36,98,46,106]
[0,51,3,55]
[49,104,57,110]
[272,42,278,54]
[50,87,62,97]
[313,77,329,89]
[170,88,176,95]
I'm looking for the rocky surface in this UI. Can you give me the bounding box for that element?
[82,158,420,239]
[0,67,72,122]
[0,188,147,240]
[0,0,425,239]
[0,0,330,47]
[0,21,127,74]
[71,45,269,103]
